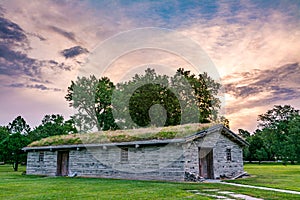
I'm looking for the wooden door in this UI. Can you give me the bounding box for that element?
[57,151,69,176]
[199,148,214,179]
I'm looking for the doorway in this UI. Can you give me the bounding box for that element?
[198,148,214,179]
[57,151,69,176]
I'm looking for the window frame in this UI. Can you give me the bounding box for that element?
[38,151,44,162]
[120,148,129,162]
[226,148,232,162]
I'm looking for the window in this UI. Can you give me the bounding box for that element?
[226,148,231,161]
[39,152,44,162]
[120,148,128,162]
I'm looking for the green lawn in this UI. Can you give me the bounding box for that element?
[0,164,299,199]
[228,163,300,192]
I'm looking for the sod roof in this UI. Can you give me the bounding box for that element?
[28,123,215,147]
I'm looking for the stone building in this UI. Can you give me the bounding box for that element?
[23,124,248,181]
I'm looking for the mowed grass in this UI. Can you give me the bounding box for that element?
[228,163,300,191]
[0,164,300,199]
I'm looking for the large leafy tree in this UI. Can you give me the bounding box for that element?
[0,132,29,171]
[257,105,299,163]
[113,68,181,128]
[173,68,221,123]
[258,105,299,129]
[244,105,300,163]
[65,76,117,132]
[0,116,31,171]
[113,68,223,128]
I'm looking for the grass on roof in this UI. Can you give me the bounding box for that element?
[28,123,214,147]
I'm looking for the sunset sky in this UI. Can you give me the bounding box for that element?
[1,0,300,133]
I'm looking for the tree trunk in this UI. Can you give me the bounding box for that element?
[13,153,19,171]
[13,161,18,171]
[291,160,295,165]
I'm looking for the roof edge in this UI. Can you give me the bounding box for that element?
[185,124,249,147]
[221,126,249,147]
[22,138,185,151]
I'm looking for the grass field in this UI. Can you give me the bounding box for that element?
[0,164,299,199]
[228,163,300,192]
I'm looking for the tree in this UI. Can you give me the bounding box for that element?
[257,105,299,163]
[65,76,117,132]
[7,116,30,135]
[0,132,29,171]
[0,126,9,141]
[244,105,300,163]
[29,114,77,142]
[113,68,223,128]
[218,116,230,129]
[1,116,31,171]
[173,68,221,123]
[238,129,250,139]
[285,115,300,163]
[245,134,268,163]
[0,126,10,162]
[258,105,299,129]
[113,68,181,128]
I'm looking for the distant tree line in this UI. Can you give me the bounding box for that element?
[239,105,300,164]
[0,115,77,171]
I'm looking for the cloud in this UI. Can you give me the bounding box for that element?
[0,6,77,94]
[177,1,300,77]
[0,44,41,77]
[224,63,300,100]
[8,82,62,92]
[60,46,89,59]
[28,32,46,41]
[29,78,51,84]
[222,62,300,132]
[0,13,28,48]
[48,25,76,42]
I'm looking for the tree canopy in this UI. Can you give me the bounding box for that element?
[243,105,300,164]
[0,115,77,170]
[65,75,117,132]
[66,68,226,131]
[28,114,77,142]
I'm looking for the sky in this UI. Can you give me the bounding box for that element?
[0,0,300,133]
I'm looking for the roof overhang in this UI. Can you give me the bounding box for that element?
[185,124,249,147]
[22,138,185,152]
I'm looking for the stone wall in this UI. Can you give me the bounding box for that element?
[26,144,185,181]
[213,134,244,179]
[183,130,244,179]
[26,151,57,176]
[183,142,199,175]
[69,144,185,181]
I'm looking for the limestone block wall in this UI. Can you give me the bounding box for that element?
[183,142,199,175]
[26,151,57,176]
[183,130,244,179]
[213,134,244,179]
[183,131,221,177]
[68,144,185,181]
